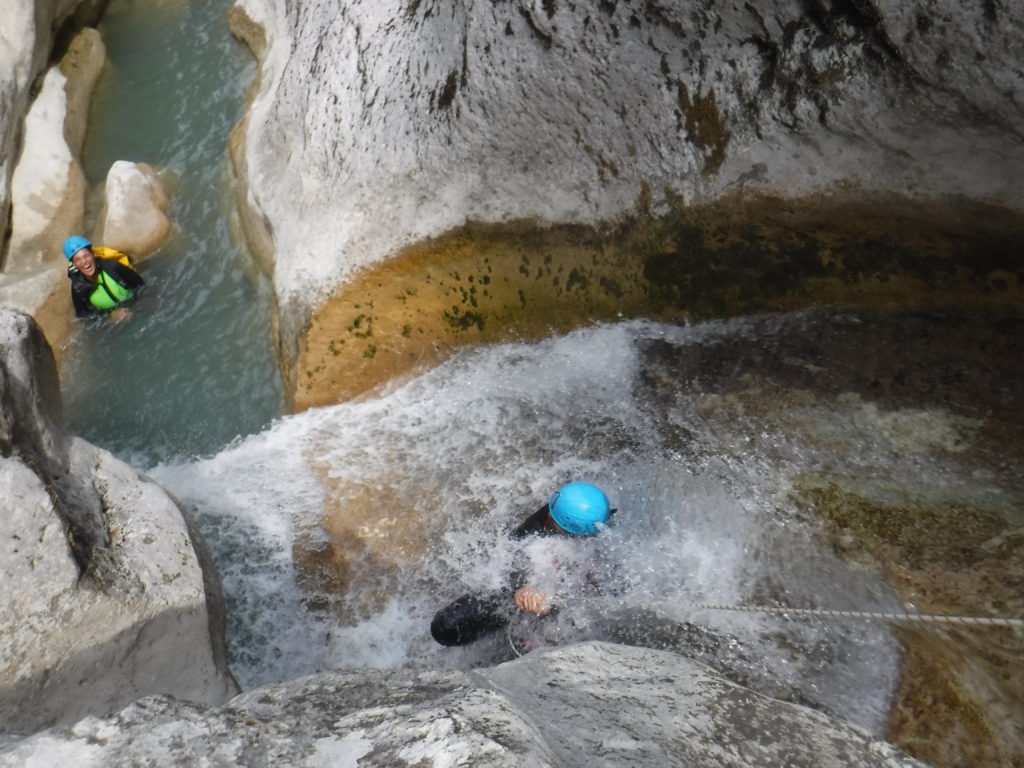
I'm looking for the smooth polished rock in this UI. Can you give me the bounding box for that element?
[99,160,173,257]
[59,27,106,161]
[0,308,237,735]
[0,0,89,263]
[0,23,105,356]
[0,642,926,767]
[5,27,105,276]
[6,66,86,274]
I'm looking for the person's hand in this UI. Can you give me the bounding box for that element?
[109,307,132,324]
[514,587,552,616]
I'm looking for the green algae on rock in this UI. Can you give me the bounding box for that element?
[795,478,1024,768]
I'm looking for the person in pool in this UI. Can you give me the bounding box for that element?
[63,236,145,322]
[430,481,614,647]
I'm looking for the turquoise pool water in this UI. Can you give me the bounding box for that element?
[62,0,283,466]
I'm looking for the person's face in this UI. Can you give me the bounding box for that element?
[71,247,96,278]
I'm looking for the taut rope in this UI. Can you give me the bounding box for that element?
[691,602,1024,627]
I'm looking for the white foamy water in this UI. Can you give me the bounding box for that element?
[153,318,913,734]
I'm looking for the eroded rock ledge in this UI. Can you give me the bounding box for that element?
[230,0,1024,406]
[292,192,1024,409]
[0,308,237,734]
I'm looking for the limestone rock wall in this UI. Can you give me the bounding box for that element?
[0,11,106,355]
[231,0,1024,376]
[6,66,86,275]
[0,642,927,767]
[0,308,237,734]
[0,0,102,263]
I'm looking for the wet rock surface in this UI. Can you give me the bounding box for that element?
[98,160,173,255]
[633,308,1024,766]
[0,642,926,768]
[293,194,1024,409]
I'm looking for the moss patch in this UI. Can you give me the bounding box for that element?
[889,626,1024,768]
[795,479,1024,767]
[678,84,731,176]
[801,482,1011,574]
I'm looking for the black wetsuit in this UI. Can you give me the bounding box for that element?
[68,257,145,317]
[430,505,563,646]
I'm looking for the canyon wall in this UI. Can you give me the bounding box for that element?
[229,0,1024,404]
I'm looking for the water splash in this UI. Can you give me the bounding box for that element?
[152,317,927,733]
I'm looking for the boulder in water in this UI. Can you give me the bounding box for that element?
[98,160,174,258]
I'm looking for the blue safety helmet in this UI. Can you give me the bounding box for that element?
[63,236,91,260]
[548,482,611,536]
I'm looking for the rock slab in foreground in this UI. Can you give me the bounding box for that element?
[0,642,925,767]
[0,308,237,735]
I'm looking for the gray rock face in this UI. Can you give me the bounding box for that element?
[0,11,105,352]
[6,66,86,275]
[232,0,1024,367]
[0,642,926,767]
[4,26,105,281]
[0,308,237,735]
[0,0,97,265]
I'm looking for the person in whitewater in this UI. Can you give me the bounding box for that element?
[64,236,145,322]
[430,481,614,647]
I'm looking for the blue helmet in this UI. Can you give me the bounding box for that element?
[549,482,610,536]
[63,236,92,260]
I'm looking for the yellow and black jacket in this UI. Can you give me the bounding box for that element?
[68,250,145,317]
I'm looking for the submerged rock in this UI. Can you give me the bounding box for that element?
[0,642,926,767]
[0,308,237,735]
[289,194,1024,409]
[633,308,1024,766]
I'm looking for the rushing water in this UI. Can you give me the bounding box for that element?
[150,317,921,734]
[60,0,283,466]
[53,0,1022,750]
[50,0,911,736]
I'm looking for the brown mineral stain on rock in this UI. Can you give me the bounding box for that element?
[890,626,1024,768]
[293,220,654,410]
[678,84,730,176]
[796,480,1024,768]
[293,192,1024,412]
[293,456,449,623]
